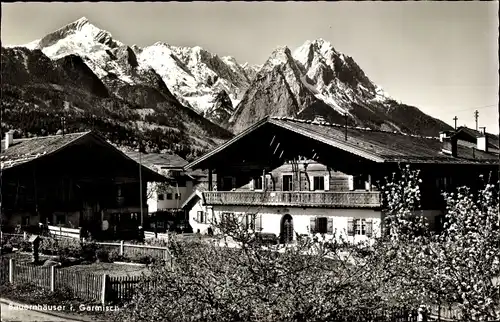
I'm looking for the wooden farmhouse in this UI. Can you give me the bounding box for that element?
[184,116,499,243]
[1,130,165,240]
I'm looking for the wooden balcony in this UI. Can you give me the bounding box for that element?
[202,191,381,208]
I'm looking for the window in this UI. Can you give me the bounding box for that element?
[436,177,451,191]
[282,175,293,191]
[245,213,255,230]
[253,176,263,190]
[166,193,173,200]
[221,212,234,224]
[175,193,181,200]
[313,176,325,191]
[355,219,366,235]
[354,175,366,190]
[316,217,328,233]
[310,217,333,234]
[56,214,66,225]
[158,194,165,201]
[347,218,373,236]
[196,211,205,223]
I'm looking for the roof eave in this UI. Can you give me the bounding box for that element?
[268,119,386,163]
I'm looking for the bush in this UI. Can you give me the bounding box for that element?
[56,238,82,258]
[108,249,127,263]
[1,243,13,254]
[96,249,110,263]
[81,242,98,262]
[39,237,59,255]
[114,166,500,322]
[18,240,32,252]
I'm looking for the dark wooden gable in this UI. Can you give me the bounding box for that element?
[189,120,380,179]
[2,132,165,183]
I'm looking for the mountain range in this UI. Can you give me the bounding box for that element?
[2,17,453,160]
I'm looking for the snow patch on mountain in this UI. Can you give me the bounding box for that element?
[137,42,253,113]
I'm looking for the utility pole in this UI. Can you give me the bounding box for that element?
[61,117,66,136]
[453,116,458,130]
[139,143,144,228]
[474,110,479,131]
[344,113,348,141]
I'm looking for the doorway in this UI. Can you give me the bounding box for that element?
[280,214,294,243]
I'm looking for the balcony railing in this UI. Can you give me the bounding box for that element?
[202,191,381,208]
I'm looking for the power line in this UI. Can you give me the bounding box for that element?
[451,104,497,113]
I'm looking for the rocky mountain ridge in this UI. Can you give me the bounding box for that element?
[5,17,454,152]
[229,40,452,136]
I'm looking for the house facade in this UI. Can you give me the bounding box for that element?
[124,151,197,232]
[184,116,499,243]
[0,131,165,239]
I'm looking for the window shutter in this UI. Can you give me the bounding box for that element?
[323,174,330,191]
[348,176,354,191]
[250,178,254,191]
[327,217,334,234]
[309,217,317,233]
[366,219,373,237]
[347,218,355,236]
[309,175,314,191]
[255,214,262,232]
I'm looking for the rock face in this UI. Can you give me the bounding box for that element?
[10,18,453,143]
[204,90,235,128]
[230,39,453,136]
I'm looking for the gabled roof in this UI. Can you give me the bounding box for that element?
[185,116,499,170]
[1,132,90,169]
[124,151,188,169]
[0,131,167,181]
[181,185,207,210]
[455,126,500,150]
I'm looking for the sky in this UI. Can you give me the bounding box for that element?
[2,2,499,133]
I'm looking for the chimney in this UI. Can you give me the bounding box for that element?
[313,115,325,123]
[4,130,14,150]
[476,127,488,152]
[439,130,453,142]
[440,131,457,157]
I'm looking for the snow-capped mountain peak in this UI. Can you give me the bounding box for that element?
[33,17,124,58]
[264,46,294,69]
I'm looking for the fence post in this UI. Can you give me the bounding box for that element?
[23,232,27,241]
[101,274,107,306]
[8,259,14,283]
[50,266,55,292]
[59,226,62,236]
[120,241,124,256]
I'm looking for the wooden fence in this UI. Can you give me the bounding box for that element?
[48,225,81,239]
[94,241,173,265]
[0,259,148,304]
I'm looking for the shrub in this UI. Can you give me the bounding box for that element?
[96,249,110,263]
[81,242,98,262]
[56,238,82,258]
[108,249,127,262]
[114,165,500,322]
[39,237,58,255]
